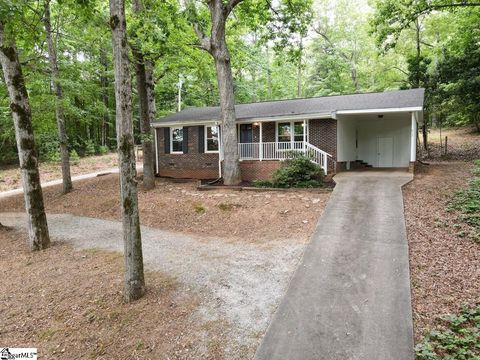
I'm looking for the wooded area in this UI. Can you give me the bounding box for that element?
[1,0,479,300]
[1,0,478,166]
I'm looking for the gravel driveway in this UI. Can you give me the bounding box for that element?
[1,212,306,358]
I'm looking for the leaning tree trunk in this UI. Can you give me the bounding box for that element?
[0,21,50,250]
[132,0,155,190]
[44,0,72,194]
[109,0,145,302]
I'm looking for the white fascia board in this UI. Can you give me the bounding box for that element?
[336,107,423,115]
[151,112,332,127]
[236,112,332,123]
[151,120,219,128]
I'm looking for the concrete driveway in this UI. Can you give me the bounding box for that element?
[255,170,414,360]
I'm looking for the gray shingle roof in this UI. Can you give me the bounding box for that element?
[154,88,424,124]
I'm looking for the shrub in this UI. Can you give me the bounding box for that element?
[84,140,96,156]
[252,180,273,188]
[415,304,480,360]
[98,145,109,155]
[271,155,324,188]
[70,149,80,165]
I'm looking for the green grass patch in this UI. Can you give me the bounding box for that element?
[415,304,480,359]
[192,202,205,214]
[448,160,480,242]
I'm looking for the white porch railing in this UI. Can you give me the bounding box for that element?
[238,141,332,174]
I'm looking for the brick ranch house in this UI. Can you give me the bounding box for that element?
[152,88,425,182]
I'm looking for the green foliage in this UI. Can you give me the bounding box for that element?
[192,202,205,214]
[448,160,480,241]
[70,149,80,163]
[37,134,60,162]
[84,140,96,156]
[98,145,109,155]
[253,180,274,188]
[415,303,480,359]
[271,155,324,188]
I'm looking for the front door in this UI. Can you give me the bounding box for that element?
[240,124,253,143]
[377,137,394,167]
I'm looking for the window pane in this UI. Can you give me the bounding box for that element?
[207,126,219,138]
[278,122,291,142]
[172,127,183,141]
[207,139,219,151]
[206,126,219,151]
[294,122,304,141]
[172,140,182,152]
[171,127,183,152]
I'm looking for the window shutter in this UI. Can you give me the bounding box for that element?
[182,127,189,154]
[198,126,205,153]
[164,127,170,154]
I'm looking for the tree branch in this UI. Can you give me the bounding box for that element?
[225,0,244,15]
[193,22,211,52]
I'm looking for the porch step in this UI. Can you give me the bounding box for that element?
[352,160,373,169]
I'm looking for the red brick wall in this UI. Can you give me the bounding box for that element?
[156,126,219,179]
[155,118,338,180]
[239,160,282,182]
[308,118,337,172]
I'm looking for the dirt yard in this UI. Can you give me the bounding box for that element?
[0,226,221,359]
[403,161,480,341]
[0,153,122,192]
[0,175,330,359]
[421,125,480,161]
[0,175,330,242]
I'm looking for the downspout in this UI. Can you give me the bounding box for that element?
[218,121,223,179]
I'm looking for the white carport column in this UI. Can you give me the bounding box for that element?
[410,112,417,162]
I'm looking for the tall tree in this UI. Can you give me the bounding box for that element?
[109,0,145,302]
[0,20,50,250]
[188,0,243,185]
[43,0,72,193]
[131,0,155,190]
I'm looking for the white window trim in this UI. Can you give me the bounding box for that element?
[275,120,306,143]
[205,125,220,153]
[170,126,183,154]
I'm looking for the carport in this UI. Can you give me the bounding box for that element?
[336,109,422,169]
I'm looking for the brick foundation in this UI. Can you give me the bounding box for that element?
[156,126,220,179]
[239,160,282,182]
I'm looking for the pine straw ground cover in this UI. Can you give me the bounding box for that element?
[0,153,120,192]
[403,161,480,350]
[0,226,230,359]
[0,175,330,243]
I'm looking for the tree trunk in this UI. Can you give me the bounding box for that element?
[266,46,272,100]
[100,49,109,147]
[297,37,303,98]
[144,61,157,185]
[44,0,72,194]
[109,0,145,302]
[209,1,241,185]
[0,21,50,251]
[132,0,155,190]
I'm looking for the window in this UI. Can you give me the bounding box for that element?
[205,125,219,152]
[277,122,291,142]
[171,127,183,153]
[277,121,305,142]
